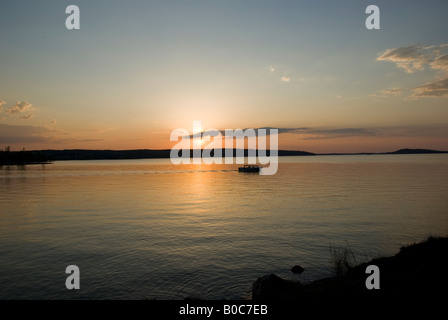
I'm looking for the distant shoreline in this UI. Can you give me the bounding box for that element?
[0,162,52,166]
[1,148,447,165]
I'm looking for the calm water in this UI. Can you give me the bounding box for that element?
[1,154,448,299]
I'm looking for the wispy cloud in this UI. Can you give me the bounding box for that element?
[19,113,35,120]
[377,44,428,73]
[412,77,448,97]
[0,123,54,144]
[430,54,448,72]
[297,128,376,140]
[0,100,36,120]
[184,127,375,140]
[0,100,6,113]
[370,88,403,97]
[94,127,117,134]
[185,127,309,139]
[376,43,448,99]
[380,88,402,96]
[0,123,105,146]
[376,43,448,73]
[6,101,33,114]
[267,65,293,83]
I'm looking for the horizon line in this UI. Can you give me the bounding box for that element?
[3,147,448,155]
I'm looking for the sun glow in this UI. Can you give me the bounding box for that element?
[193,138,204,147]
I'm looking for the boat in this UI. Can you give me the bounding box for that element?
[238,164,261,172]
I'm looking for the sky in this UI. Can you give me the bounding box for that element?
[1,0,447,153]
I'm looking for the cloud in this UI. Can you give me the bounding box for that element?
[185,127,310,139]
[0,123,104,146]
[267,65,294,83]
[259,127,376,140]
[0,123,54,144]
[298,128,376,140]
[20,113,35,120]
[380,88,402,96]
[377,43,448,74]
[376,44,428,73]
[412,77,448,97]
[370,87,403,97]
[0,100,6,113]
[81,139,104,143]
[376,43,448,99]
[184,127,375,140]
[1,100,36,120]
[430,54,448,72]
[7,101,33,114]
[94,127,116,134]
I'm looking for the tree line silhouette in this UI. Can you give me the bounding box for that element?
[0,146,50,165]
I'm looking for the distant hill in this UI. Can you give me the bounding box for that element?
[2,148,446,165]
[388,148,448,154]
[318,148,448,156]
[35,149,172,161]
[277,150,315,156]
[15,149,315,162]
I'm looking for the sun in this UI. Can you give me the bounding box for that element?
[193,138,205,147]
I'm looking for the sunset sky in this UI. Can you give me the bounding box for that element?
[1,0,447,153]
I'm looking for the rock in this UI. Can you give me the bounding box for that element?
[252,274,300,300]
[291,265,305,274]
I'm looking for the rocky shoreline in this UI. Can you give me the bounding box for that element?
[252,236,448,304]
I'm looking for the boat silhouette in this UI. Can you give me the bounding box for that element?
[238,164,261,173]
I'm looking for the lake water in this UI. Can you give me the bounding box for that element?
[1,154,447,299]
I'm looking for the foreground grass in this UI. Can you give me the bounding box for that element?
[252,236,448,305]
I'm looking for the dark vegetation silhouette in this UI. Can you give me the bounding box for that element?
[252,236,448,309]
[0,146,50,165]
[1,147,446,165]
[2,148,314,162]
